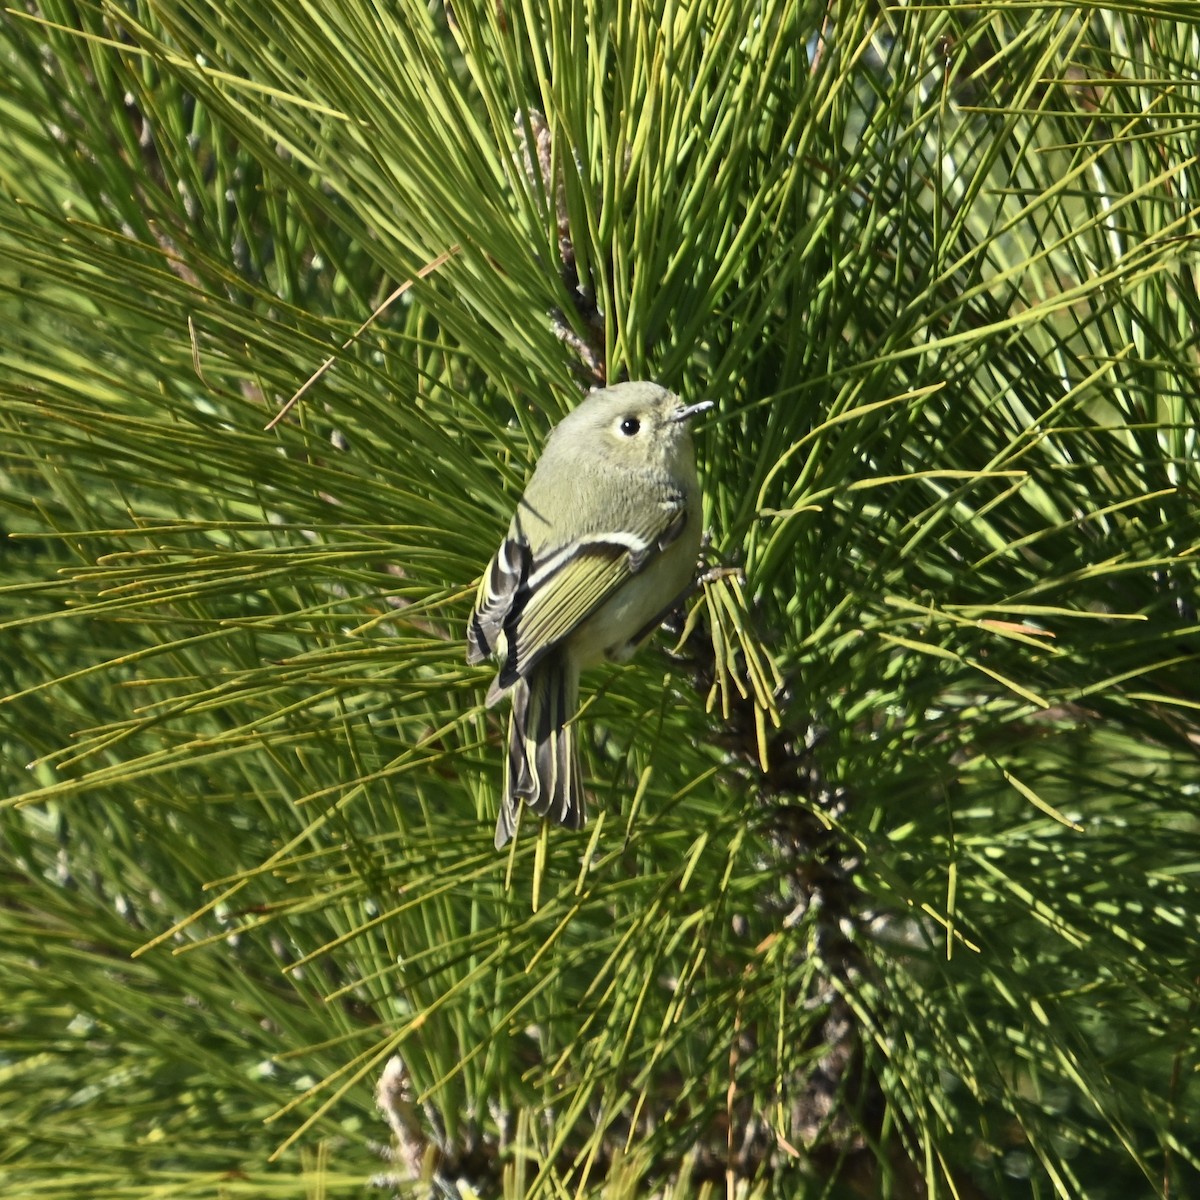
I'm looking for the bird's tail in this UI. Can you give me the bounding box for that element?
[495,650,584,849]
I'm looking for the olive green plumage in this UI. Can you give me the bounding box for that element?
[468,382,710,848]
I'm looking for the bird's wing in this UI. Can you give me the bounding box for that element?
[467,534,530,666]
[486,493,689,695]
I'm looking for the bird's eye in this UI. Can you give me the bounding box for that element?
[619,416,641,436]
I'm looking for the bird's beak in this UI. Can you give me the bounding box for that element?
[673,400,714,423]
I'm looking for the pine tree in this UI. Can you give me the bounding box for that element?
[2,4,1198,1196]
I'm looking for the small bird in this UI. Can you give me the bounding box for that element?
[468,381,711,848]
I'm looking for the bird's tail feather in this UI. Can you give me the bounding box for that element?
[495,652,584,849]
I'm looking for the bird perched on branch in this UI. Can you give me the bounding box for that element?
[468,381,711,848]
